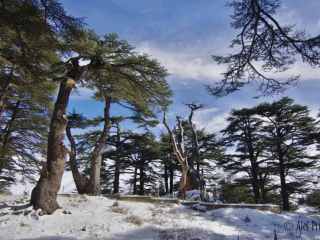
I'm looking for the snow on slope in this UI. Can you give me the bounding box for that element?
[8,171,76,195]
[58,171,77,194]
[1,194,320,240]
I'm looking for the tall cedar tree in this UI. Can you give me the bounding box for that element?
[65,34,170,196]
[31,29,170,213]
[219,108,269,203]
[101,118,133,194]
[0,0,82,204]
[127,133,160,195]
[256,97,318,210]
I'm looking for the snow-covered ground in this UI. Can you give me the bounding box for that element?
[7,171,77,196]
[1,194,320,240]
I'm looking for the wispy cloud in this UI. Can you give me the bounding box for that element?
[137,42,320,86]
[192,107,228,134]
[137,42,225,83]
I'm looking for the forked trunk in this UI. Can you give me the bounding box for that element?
[66,96,111,195]
[162,113,190,199]
[31,78,75,214]
[87,96,111,195]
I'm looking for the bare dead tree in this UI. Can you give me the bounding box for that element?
[162,112,189,198]
[209,0,320,96]
[186,103,203,172]
[186,103,206,199]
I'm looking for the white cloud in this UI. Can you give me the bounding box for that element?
[137,42,225,82]
[192,107,228,133]
[137,42,320,86]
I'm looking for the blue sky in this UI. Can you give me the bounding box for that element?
[61,0,320,134]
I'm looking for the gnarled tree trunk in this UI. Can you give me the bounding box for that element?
[87,96,111,195]
[163,113,190,199]
[187,103,205,194]
[31,78,76,214]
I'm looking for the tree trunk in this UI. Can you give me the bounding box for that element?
[65,96,112,195]
[87,96,111,195]
[247,131,261,204]
[113,122,121,194]
[279,158,289,210]
[251,177,261,204]
[164,164,169,194]
[66,125,90,194]
[179,166,189,199]
[169,168,174,194]
[139,163,144,195]
[260,181,266,204]
[187,104,202,181]
[113,161,120,194]
[30,78,75,214]
[133,167,137,194]
[259,172,268,203]
[276,136,289,211]
[250,163,261,204]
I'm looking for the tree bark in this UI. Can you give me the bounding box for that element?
[169,168,174,194]
[113,162,120,194]
[30,78,76,214]
[113,122,121,194]
[279,155,289,210]
[133,167,137,194]
[187,104,201,172]
[164,164,169,194]
[249,160,261,203]
[66,125,90,194]
[276,134,289,211]
[163,113,189,199]
[87,96,111,195]
[139,164,144,195]
[179,166,189,199]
